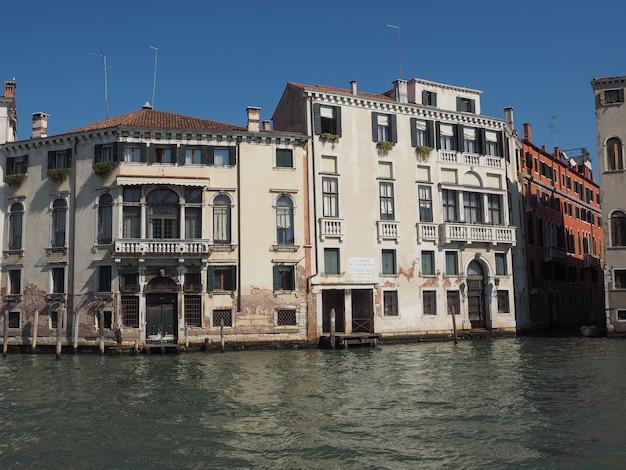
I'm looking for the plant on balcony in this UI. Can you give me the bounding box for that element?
[93,161,116,178]
[320,133,340,143]
[416,145,433,161]
[4,173,26,189]
[3,294,20,303]
[47,168,69,183]
[377,141,394,155]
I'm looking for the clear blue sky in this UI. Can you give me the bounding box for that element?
[4,0,625,177]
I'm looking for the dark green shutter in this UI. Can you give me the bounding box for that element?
[456,97,462,112]
[94,144,102,163]
[455,124,464,152]
[477,128,486,155]
[426,121,435,148]
[201,146,208,165]
[432,93,437,107]
[66,148,72,168]
[229,147,236,166]
[178,145,186,165]
[170,144,178,162]
[422,90,428,105]
[410,118,417,147]
[435,122,441,150]
[335,106,342,137]
[23,155,28,172]
[140,143,147,162]
[48,151,55,170]
[230,266,237,290]
[6,158,14,175]
[115,143,124,162]
[147,145,155,164]
[207,266,215,292]
[390,115,397,143]
[313,103,321,135]
[497,131,504,158]
[273,265,280,290]
[207,147,215,165]
[470,99,476,113]
[371,113,379,142]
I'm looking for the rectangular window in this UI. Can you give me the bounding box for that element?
[324,248,340,275]
[48,149,71,169]
[418,185,433,222]
[314,104,341,136]
[379,182,395,220]
[8,311,20,329]
[447,291,461,315]
[52,267,65,294]
[122,187,141,238]
[124,146,142,163]
[463,192,483,224]
[98,266,112,293]
[208,266,236,292]
[495,253,507,276]
[276,149,294,168]
[213,148,230,166]
[184,272,202,293]
[617,310,626,321]
[439,124,455,150]
[445,251,458,276]
[497,291,510,313]
[273,265,295,291]
[213,309,233,327]
[120,273,139,293]
[602,89,624,104]
[372,112,396,143]
[463,128,477,153]
[377,114,389,142]
[442,189,458,222]
[488,194,502,225]
[154,147,172,164]
[185,147,203,165]
[422,90,437,106]
[614,270,626,289]
[6,155,28,175]
[96,309,113,330]
[421,250,435,276]
[121,296,140,328]
[184,295,202,327]
[457,97,476,113]
[185,207,202,239]
[383,290,399,316]
[382,249,397,275]
[322,177,339,217]
[486,132,499,156]
[277,309,297,326]
[423,291,437,315]
[9,269,21,295]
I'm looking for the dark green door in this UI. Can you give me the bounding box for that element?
[146,294,177,342]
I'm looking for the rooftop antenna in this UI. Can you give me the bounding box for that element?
[549,115,558,147]
[149,46,158,108]
[90,52,111,118]
[386,24,403,79]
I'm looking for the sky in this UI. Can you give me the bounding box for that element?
[3,0,626,177]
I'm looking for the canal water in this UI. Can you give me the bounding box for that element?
[1,337,625,469]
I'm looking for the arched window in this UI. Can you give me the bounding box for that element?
[276,195,294,245]
[51,198,67,248]
[97,193,113,244]
[213,194,231,244]
[147,189,179,239]
[606,137,624,171]
[8,202,24,251]
[610,210,626,247]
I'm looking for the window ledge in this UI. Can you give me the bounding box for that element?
[208,291,235,298]
[272,244,300,252]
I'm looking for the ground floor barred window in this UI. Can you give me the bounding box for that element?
[276,309,297,325]
[121,296,139,328]
[184,295,202,327]
[213,308,232,327]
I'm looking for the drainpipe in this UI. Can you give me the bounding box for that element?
[306,96,319,292]
[70,136,78,352]
[236,137,242,312]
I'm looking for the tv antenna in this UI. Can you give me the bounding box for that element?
[387,24,403,79]
[549,115,558,147]
[90,52,111,119]
[149,46,158,108]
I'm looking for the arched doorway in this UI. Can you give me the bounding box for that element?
[467,260,487,329]
[145,275,179,343]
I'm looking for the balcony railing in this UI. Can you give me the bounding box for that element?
[114,239,210,256]
[319,218,344,241]
[437,150,503,169]
[417,223,439,242]
[439,223,516,245]
[377,221,400,243]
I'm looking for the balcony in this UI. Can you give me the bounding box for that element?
[319,218,344,241]
[439,223,516,246]
[114,239,210,257]
[584,254,601,268]
[437,150,503,169]
[377,221,400,243]
[417,223,438,242]
[544,246,566,262]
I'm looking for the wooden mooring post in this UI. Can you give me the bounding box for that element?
[31,310,39,353]
[451,305,458,346]
[3,310,8,357]
[220,318,225,353]
[330,308,336,350]
[99,310,105,356]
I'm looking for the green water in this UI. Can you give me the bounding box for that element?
[1,337,625,469]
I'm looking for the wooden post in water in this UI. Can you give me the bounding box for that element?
[134,339,139,356]
[99,310,105,356]
[3,310,8,357]
[451,305,458,346]
[73,312,79,354]
[55,311,62,360]
[220,318,225,353]
[31,310,39,353]
[330,308,336,350]
[185,322,189,351]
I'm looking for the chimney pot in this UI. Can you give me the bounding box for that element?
[247,106,260,132]
[350,80,357,95]
[523,123,532,142]
[4,81,16,99]
[31,112,49,139]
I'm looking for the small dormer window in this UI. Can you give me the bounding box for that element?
[602,89,624,105]
[457,97,476,113]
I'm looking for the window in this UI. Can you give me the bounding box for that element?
[213,148,230,166]
[607,137,624,171]
[495,253,507,276]
[97,266,112,293]
[8,311,20,329]
[322,177,339,217]
[97,193,113,244]
[185,187,203,239]
[423,291,437,315]
[212,194,232,244]
[383,291,399,316]
[123,187,141,238]
[147,189,179,239]
[371,112,397,143]
[447,291,460,315]
[9,269,21,295]
[418,185,433,222]
[445,251,458,276]
[614,270,626,289]
[273,265,295,291]
[276,196,294,245]
[120,273,139,293]
[421,250,435,276]
[485,132,500,157]
[48,148,72,169]
[382,249,397,275]
[324,248,340,275]
[610,211,626,247]
[51,198,67,248]
[184,272,202,293]
[439,124,455,150]
[442,189,458,222]
[488,194,502,225]
[463,192,483,224]
[185,147,203,165]
[153,146,173,164]
[277,309,297,326]
[314,104,341,136]
[184,296,202,327]
[8,202,23,251]
[276,149,294,168]
[124,145,143,163]
[618,310,626,321]
[208,265,236,292]
[379,182,395,220]
[463,127,477,153]
[422,90,437,106]
[602,89,624,104]
[497,291,510,313]
[213,309,233,327]
[96,309,114,330]
[121,296,139,328]
[411,119,433,147]
[6,155,28,175]
[52,267,65,294]
[457,97,476,113]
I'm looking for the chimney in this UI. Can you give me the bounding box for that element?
[350,80,357,95]
[523,123,532,142]
[262,120,271,131]
[247,106,260,132]
[31,112,49,138]
[394,79,408,104]
[4,80,16,99]
[504,107,514,128]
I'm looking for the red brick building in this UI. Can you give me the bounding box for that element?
[520,123,604,330]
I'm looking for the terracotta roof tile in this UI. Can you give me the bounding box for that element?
[287,82,393,101]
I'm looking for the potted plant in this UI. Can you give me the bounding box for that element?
[47,168,69,183]
[320,133,340,144]
[4,173,26,188]
[377,141,394,155]
[93,161,116,178]
[416,145,433,161]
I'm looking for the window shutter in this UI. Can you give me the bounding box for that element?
[147,145,156,164]
[230,266,237,290]
[170,144,178,162]
[455,124,464,152]
[456,97,462,112]
[390,114,397,143]
[313,104,321,135]
[115,143,124,162]
[426,121,435,148]
[335,106,342,137]
[201,146,208,165]
[620,89,625,102]
[178,145,186,165]
[410,118,417,147]
[94,144,102,163]
[422,90,428,105]
[207,147,215,165]
[207,266,215,292]
[470,99,476,113]
[272,265,280,290]
[497,131,504,158]
[371,113,379,142]
[140,143,147,162]
[228,147,236,166]
[7,158,14,175]
[435,122,441,150]
[48,151,55,170]
[477,128,486,155]
[432,93,437,107]
[66,148,72,168]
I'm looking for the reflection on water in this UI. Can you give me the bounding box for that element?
[1,338,625,469]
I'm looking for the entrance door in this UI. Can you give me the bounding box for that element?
[322,290,345,333]
[467,260,486,329]
[351,289,374,333]
[146,294,177,342]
